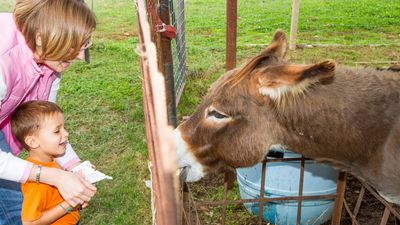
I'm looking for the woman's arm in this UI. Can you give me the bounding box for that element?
[55,142,81,171]
[0,150,33,182]
[28,164,96,207]
[0,141,96,207]
[22,201,73,225]
[1,131,96,207]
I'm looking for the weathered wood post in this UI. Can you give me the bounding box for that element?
[136,0,179,224]
[226,0,237,71]
[157,0,177,127]
[289,0,300,50]
[331,172,347,225]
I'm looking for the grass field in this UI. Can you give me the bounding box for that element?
[1,1,151,224]
[1,0,400,224]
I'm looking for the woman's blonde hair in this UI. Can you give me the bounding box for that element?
[14,0,96,61]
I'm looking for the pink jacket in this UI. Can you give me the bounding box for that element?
[0,13,58,155]
[0,13,80,182]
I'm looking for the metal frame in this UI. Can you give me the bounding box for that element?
[181,158,400,225]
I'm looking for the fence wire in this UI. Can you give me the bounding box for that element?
[169,0,187,104]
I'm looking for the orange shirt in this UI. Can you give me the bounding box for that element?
[21,158,80,225]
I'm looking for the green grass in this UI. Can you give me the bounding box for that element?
[59,39,150,225]
[1,0,400,224]
[1,1,151,224]
[57,1,151,223]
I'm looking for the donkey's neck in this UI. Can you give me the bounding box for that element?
[270,67,400,202]
[274,67,400,170]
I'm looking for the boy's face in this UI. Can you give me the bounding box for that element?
[29,112,69,161]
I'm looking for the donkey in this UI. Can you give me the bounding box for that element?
[173,30,400,205]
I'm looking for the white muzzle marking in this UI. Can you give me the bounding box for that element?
[173,128,205,182]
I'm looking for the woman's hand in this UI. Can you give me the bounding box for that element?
[29,165,97,207]
[54,170,97,207]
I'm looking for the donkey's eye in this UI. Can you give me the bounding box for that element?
[207,110,228,119]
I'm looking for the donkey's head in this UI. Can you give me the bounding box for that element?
[174,30,336,182]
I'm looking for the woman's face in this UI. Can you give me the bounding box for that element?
[43,49,85,73]
[35,39,92,73]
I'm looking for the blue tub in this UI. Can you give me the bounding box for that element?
[236,148,338,225]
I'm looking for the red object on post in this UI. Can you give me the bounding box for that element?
[147,0,176,39]
[159,24,176,39]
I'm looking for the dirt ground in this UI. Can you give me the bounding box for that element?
[334,174,400,225]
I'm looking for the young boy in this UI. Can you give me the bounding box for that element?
[11,101,80,225]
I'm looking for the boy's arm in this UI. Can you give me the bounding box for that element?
[22,201,72,225]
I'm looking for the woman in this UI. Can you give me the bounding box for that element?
[0,0,97,223]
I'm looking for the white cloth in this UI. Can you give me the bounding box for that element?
[0,151,31,182]
[71,161,112,184]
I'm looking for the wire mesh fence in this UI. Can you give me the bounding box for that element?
[169,0,187,104]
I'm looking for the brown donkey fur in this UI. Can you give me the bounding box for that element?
[175,30,400,205]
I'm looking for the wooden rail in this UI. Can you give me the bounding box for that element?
[136,0,179,224]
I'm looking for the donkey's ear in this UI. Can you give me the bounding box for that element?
[254,60,336,99]
[263,30,288,60]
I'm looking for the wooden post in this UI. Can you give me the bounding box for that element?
[181,183,190,225]
[225,0,239,189]
[136,1,179,224]
[331,172,347,225]
[84,48,90,64]
[289,0,300,50]
[158,0,177,127]
[226,0,237,71]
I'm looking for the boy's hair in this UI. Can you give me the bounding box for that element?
[11,101,63,150]
[13,0,96,61]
